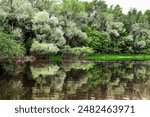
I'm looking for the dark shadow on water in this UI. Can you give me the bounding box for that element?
[0,60,150,100]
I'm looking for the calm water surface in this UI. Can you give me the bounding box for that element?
[0,61,150,100]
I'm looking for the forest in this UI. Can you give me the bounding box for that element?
[1,0,150,100]
[0,0,150,64]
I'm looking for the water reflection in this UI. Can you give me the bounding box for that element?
[0,61,150,100]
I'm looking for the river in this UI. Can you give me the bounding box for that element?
[0,60,150,100]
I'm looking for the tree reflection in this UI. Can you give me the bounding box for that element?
[1,61,150,100]
[0,78,25,99]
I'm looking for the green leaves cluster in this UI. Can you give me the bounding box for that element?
[31,41,59,54]
[0,29,24,61]
[0,0,150,60]
[83,26,110,53]
[69,46,94,56]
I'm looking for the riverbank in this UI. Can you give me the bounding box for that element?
[87,54,150,61]
[49,54,150,61]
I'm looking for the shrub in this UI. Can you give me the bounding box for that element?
[31,41,59,54]
[0,29,25,61]
[69,46,94,56]
[83,26,110,53]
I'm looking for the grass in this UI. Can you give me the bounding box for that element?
[49,54,150,61]
[87,54,150,61]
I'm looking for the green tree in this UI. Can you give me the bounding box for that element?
[0,0,65,55]
[109,22,126,53]
[60,19,87,47]
[112,5,124,22]
[130,23,150,53]
[144,10,150,28]
[0,29,24,61]
[83,26,110,53]
[124,8,138,33]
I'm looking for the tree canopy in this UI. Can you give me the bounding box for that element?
[0,0,150,60]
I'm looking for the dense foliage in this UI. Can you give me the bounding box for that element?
[0,29,24,61]
[31,40,59,54]
[0,0,150,60]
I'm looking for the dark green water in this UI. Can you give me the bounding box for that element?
[0,61,150,100]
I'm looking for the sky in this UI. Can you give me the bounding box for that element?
[80,0,150,14]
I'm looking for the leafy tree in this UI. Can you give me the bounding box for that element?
[0,0,150,56]
[69,46,94,57]
[89,12,108,31]
[109,22,126,53]
[31,41,59,54]
[32,11,66,47]
[124,8,142,33]
[144,10,150,28]
[130,23,150,53]
[0,29,24,61]
[60,19,87,47]
[59,0,85,22]
[83,26,110,53]
[122,35,134,53]
[62,0,85,14]
[0,0,65,55]
[112,5,124,22]
[92,0,108,12]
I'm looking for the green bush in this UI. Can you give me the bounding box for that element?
[69,46,94,56]
[0,29,25,61]
[83,26,110,53]
[31,41,59,54]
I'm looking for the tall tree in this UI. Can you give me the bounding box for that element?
[144,10,150,29]
[0,0,66,55]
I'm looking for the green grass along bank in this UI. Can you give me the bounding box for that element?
[49,54,150,61]
[87,54,150,61]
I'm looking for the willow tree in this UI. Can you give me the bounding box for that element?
[130,23,150,53]
[0,0,65,55]
[54,0,88,48]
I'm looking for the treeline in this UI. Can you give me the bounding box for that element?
[0,0,150,61]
